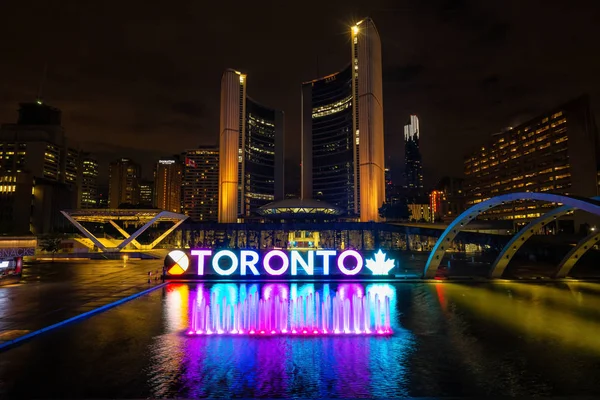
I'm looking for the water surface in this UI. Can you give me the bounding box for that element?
[1,281,600,398]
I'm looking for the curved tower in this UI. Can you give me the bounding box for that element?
[219,69,284,223]
[301,18,385,221]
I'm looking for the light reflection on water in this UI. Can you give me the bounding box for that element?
[148,281,600,397]
[3,281,600,398]
[150,282,412,398]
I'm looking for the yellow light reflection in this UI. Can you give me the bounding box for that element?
[435,282,600,354]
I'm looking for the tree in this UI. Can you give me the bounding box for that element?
[40,236,62,262]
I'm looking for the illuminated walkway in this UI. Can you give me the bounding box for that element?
[0,260,164,349]
[61,209,188,252]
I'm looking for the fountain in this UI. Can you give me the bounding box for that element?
[187,289,392,336]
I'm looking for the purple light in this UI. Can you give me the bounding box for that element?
[263,250,289,275]
[337,250,364,275]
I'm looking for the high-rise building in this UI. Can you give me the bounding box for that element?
[184,147,219,222]
[81,153,98,208]
[97,184,109,208]
[218,69,285,223]
[464,95,599,231]
[154,158,183,212]
[435,176,465,221]
[0,102,81,234]
[139,180,154,207]
[404,115,423,192]
[108,158,141,208]
[301,18,385,221]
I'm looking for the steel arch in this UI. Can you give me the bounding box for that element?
[554,232,600,278]
[423,193,600,279]
[489,196,600,278]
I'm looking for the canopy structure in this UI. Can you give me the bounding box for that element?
[61,209,188,252]
[257,199,343,220]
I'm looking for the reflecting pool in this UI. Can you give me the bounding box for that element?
[2,281,600,398]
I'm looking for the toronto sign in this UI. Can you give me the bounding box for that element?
[165,249,396,277]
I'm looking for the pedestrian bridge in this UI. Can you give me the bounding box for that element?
[423,193,600,279]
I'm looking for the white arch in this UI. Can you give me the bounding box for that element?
[423,193,600,279]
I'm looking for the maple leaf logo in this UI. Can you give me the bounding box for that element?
[365,249,395,275]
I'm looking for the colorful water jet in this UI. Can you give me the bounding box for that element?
[187,289,392,336]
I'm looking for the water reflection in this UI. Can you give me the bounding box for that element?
[154,282,411,398]
[433,282,600,355]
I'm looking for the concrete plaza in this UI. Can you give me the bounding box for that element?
[0,259,164,348]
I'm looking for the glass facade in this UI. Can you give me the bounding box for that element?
[243,99,277,216]
[307,66,355,214]
[404,115,423,191]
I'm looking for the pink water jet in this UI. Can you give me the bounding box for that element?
[187,290,393,336]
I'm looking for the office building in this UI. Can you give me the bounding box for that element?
[434,176,465,221]
[108,158,141,208]
[464,95,599,230]
[0,102,81,234]
[154,159,183,212]
[139,180,154,207]
[184,147,219,222]
[97,184,109,208]
[301,18,385,221]
[219,69,285,223]
[404,115,423,192]
[81,153,98,209]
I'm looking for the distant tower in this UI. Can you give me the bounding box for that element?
[108,158,141,208]
[154,158,183,212]
[301,18,385,221]
[218,69,285,223]
[403,115,423,192]
[183,147,219,221]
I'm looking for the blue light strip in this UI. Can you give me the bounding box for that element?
[0,283,166,351]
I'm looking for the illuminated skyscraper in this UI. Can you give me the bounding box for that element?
[81,153,98,208]
[139,180,154,207]
[108,158,140,208]
[218,69,285,223]
[403,115,423,191]
[154,158,183,212]
[183,147,219,222]
[0,102,81,234]
[301,18,385,221]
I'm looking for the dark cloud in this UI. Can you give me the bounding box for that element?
[384,64,426,84]
[0,0,598,188]
[480,22,510,46]
[171,101,204,118]
[480,74,500,89]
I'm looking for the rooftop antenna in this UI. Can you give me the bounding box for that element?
[36,62,48,105]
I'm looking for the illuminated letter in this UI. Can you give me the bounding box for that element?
[191,249,212,275]
[316,250,336,275]
[240,250,260,276]
[212,250,238,276]
[263,250,289,276]
[291,250,314,275]
[337,250,363,275]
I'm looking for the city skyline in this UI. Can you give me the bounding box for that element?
[1,1,598,190]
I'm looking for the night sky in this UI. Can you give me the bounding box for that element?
[1,0,598,192]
